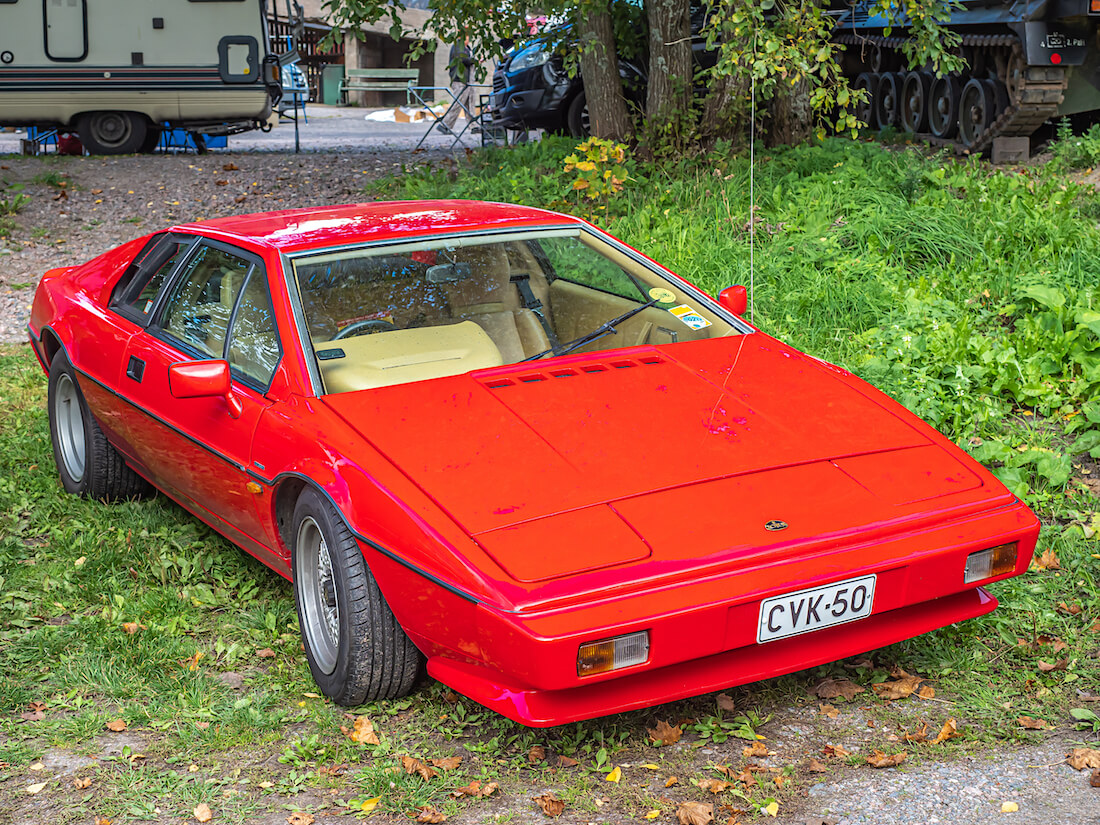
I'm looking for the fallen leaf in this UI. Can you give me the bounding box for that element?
[645,810,661,820]
[932,718,959,744]
[105,719,127,732]
[823,744,850,759]
[676,800,714,825]
[649,719,683,747]
[223,163,239,171]
[742,741,769,758]
[94,818,111,825]
[774,774,788,789]
[196,721,210,730]
[318,764,347,777]
[762,800,779,817]
[1037,659,1069,673]
[1067,748,1100,770]
[806,758,828,773]
[735,767,758,787]
[917,685,936,700]
[819,703,838,718]
[452,780,498,798]
[234,195,248,203]
[1031,549,1060,570]
[810,678,865,701]
[431,756,462,771]
[359,797,380,813]
[698,778,733,793]
[215,180,229,186]
[122,622,145,634]
[26,782,47,795]
[872,673,924,700]
[665,775,679,787]
[1001,801,1019,813]
[20,710,44,722]
[73,776,92,789]
[641,763,660,770]
[341,716,379,745]
[286,814,314,825]
[194,803,213,822]
[415,807,447,823]
[1058,601,1083,616]
[533,793,565,817]
[400,755,437,780]
[1090,769,1100,788]
[865,750,906,768]
[528,745,546,764]
[716,693,737,713]
[606,766,621,782]
[256,648,276,658]
[903,723,929,743]
[554,755,579,768]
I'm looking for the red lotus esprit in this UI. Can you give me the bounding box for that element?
[28,201,1039,726]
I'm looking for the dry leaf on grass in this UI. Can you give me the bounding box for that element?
[742,741,769,758]
[256,648,276,658]
[554,755,579,768]
[716,693,737,713]
[649,719,683,746]
[415,807,447,823]
[810,678,864,701]
[1058,601,1083,616]
[1037,659,1069,673]
[20,709,44,722]
[105,719,127,732]
[73,777,92,789]
[932,718,959,744]
[94,818,112,825]
[665,775,679,787]
[1067,748,1100,771]
[400,755,437,781]
[122,622,145,634]
[223,163,239,171]
[286,814,314,825]
[917,685,936,700]
[823,744,850,759]
[528,745,546,764]
[533,793,565,817]
[697,778,733,793]
[341,716,379,745]
[193,803,213,823]
[25,782,47,795]
[431,756,462,771]
[865,750,907,768]
[676,800,714,825]
[1031,549,1060,570]
[452,780,499,798]
[605,766,622,782]
[1016,716,1051,730]
[903,722,929,743]
[1090,769,1100,788]
[819,703,839,718]
[806,758,828,773]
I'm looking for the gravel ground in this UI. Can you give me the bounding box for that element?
[0,105,484,343]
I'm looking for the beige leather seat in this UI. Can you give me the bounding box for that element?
[442,244,551,361]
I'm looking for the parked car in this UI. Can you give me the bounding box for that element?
[29,201,1039,726]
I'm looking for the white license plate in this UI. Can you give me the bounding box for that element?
[757,574,876,643]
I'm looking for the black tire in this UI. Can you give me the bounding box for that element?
[566,91,589,138]
[76,111,148,155]
[139,127,162,154]
[47,352,150,501]
[291,488,421,705]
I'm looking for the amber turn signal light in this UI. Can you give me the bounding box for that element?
[577,630,650,676]
[963,542,1017,584]
[1091,0,1100,14]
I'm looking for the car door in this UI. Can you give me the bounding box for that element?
[120,239,283,551]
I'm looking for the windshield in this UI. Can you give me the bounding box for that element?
[291,228,739,394]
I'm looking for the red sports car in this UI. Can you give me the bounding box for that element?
[28,201,1039,726]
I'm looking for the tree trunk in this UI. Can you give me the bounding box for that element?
[645,0,692,128]
[576,4,632,141]
[766,77,813,147]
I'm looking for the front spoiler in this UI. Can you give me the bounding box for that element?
[428,586,997,727]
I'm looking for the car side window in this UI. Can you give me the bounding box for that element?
[127,240,190,318]
[227,270,281,387]
[160,245,252,360]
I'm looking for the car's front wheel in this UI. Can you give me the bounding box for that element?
[47,351,150,501]
[291,488,421,705]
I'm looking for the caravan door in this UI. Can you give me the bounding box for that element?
[44,0,87,61]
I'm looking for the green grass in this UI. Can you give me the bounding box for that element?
[2,137,1099,822]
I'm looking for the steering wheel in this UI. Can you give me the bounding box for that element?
[333,318,399,340]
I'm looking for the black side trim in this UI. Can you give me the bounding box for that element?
[264,471,483,606]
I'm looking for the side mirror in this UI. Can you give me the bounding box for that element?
[719,285,748,316]
[168,360,243,419]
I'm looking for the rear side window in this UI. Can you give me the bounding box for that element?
[112,234,193,324]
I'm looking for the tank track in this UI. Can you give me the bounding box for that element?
[834,32,1067,154]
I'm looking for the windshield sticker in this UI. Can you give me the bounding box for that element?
[668,304,712,330]
[648,287,677,304]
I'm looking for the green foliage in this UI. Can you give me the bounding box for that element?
[1049,118,1100,172]
[563,137,633,214]
[0,192,30,216]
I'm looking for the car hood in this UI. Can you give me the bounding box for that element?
[323,336,992,582]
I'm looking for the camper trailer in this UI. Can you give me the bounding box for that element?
[0,0,282,154]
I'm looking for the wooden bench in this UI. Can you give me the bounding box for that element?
[339,68,420,105]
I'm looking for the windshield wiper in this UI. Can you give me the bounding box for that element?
[522,297,660,362]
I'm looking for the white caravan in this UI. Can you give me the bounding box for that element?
[0,0,283,153]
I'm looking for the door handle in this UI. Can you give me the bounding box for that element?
[126,356,145,383]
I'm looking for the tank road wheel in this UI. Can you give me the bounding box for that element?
[48,352,149,501]
[958,78,997,147]
[873,72,903,130]
[291,488,422,705]
[76,111,147,155]
[853,73,879,127]
[901,72,933,133]
[1006,52,1027,105]
[929,75,963,139]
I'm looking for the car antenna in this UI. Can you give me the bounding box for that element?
[748,31,757,326]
